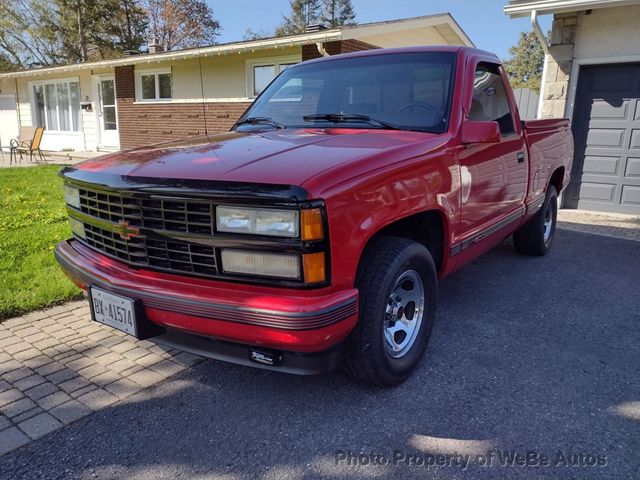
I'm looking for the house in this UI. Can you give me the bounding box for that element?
[0,14,472,155]
[505,0,640,215]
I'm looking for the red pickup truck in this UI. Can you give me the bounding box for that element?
[55,46,573,386]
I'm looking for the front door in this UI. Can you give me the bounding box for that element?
[96,76,119,149]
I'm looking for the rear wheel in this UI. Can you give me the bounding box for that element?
[513,185,558,256]
[343,236,437,387]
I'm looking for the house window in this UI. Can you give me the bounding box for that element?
[253,65,276,96]
[135,68,172,101]
[32,80,81,132]
[248,58,300,97]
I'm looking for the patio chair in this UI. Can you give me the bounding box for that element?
[10,127,47,165]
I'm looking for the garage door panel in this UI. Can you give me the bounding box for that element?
[567,63,640,214]
[585,128,626,147]
[577,182,617,202]
[626,157,640,177]
[589,99,630,119]
[583,155,620,175]
[621,185,640,205]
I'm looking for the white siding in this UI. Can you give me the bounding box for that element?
[7,69,115,151]
[0,79,19,147]
[135,46,302,102]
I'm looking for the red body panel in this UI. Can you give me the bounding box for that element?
[55,46,574,356]
[56,240,357,352]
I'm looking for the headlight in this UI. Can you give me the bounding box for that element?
[221,250,301,279]
[216,206,299,237]
[63,185,81,209]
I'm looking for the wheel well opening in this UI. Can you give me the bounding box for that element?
[550,167,565,192]
[374,211,445,272]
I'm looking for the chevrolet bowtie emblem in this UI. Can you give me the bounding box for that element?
[112,221,139,240]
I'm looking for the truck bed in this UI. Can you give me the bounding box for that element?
[522,118,573,207]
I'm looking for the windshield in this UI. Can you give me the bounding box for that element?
[235,52,457,134]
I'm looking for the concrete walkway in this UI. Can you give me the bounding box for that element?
[0,208,637,458]
[557,208,640,242]
[0,150,106,168]
[0,301,202,456]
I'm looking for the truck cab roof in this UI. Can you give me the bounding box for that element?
[301,45,500,66]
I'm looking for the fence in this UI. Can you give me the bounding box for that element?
[513,88,540,120]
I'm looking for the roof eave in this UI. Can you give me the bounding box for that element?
[343,13,474,47]
[504,0,640,17]
[0,30,342,79]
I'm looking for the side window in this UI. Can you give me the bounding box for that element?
[469,63,515,135]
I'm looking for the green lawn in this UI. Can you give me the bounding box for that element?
[0,165,82,320]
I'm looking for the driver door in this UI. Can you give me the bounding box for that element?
[457,62,528,242]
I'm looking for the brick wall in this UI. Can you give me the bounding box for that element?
[114,65,251,149]
[540,13,578,118]
[301,39,379,61]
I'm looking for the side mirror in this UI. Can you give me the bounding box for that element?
[460,120,501,144]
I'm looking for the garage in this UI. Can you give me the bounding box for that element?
[504,0,640,215]
[565,63,640,214]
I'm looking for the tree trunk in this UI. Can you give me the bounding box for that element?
[77,0,88,61]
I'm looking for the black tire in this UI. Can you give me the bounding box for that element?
[343,236,437,387]
[513,185,558,256]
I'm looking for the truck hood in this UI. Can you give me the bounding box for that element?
[75,129,447,192]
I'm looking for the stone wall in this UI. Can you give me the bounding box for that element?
[540,12,578,118]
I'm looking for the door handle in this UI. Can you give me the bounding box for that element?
[517,151,525,163]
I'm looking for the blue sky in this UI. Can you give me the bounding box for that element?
[209,0,552,60]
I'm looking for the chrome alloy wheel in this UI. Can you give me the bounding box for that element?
[383,270,425,358]
[543,200,554,243]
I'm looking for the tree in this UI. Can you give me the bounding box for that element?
[48,0,147,62]
[504,31,545,92]
[0,52,17,72]
[320,0,355,28]
[242,28,273,41]
[0,0,147,69]
[110,0,149,52]
[275,0,321,36]
[145,0,220,50]
[0,0,64,68]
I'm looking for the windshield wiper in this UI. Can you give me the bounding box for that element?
[235,117,285,129]
[303,113,401,130]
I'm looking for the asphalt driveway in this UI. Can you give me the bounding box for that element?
[1,229,639,479]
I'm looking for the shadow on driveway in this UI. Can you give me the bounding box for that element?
[1,230,639,479]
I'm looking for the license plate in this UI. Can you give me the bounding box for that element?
[90,287,137,336]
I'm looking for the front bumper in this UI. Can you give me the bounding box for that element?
[55,239,358,357]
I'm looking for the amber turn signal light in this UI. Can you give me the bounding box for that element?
[303,252,326,283]
[301,208,324,241]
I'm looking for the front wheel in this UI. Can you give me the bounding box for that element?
[513,185,558,256]
[343,236,437,387]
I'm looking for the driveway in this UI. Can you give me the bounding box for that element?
[1,228,639,479]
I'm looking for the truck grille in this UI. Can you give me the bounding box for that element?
[77,186,219,278]
[79,188,215,235]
